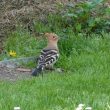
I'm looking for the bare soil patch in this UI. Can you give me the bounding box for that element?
[0,66,32,81]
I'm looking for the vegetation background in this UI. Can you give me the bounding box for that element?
[0,0,110,110]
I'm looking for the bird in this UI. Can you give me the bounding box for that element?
[32,33,59,76]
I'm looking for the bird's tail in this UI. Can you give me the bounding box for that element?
[31,65,44,76]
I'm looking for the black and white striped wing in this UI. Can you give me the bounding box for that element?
[38,49,59,67]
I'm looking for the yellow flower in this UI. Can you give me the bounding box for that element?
[9,50,16,57]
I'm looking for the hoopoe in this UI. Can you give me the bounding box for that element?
[32,33,59,76]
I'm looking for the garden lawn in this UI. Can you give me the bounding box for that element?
[0,32,110,110]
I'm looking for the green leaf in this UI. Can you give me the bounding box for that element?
[66,13,77,18]
[92,0,104,4]
[95,18,101,23]
[76,24,82,32]
[88,18,96,27]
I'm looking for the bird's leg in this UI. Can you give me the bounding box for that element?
[45,65,55,71]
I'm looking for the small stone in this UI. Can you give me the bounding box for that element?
[6,64,16,69]
[56,68,64,73]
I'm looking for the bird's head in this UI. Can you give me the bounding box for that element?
[45,33,59,43]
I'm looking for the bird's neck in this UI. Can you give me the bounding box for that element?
[46,41,58,50]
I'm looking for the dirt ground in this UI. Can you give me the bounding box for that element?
[0,66,32,81]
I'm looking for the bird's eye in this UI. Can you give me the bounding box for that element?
[53,36,55,39]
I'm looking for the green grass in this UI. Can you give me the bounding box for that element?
[0,71,110,110]
[0,16,110,109]
[0,28,46,61]
[0,30,110,109]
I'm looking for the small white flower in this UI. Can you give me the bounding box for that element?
[78,104,85,107]
[75,107,83,110]
[75,103,85,110]
[107,103,110,109]
[85,107,92,110]
[14,107,20,110]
